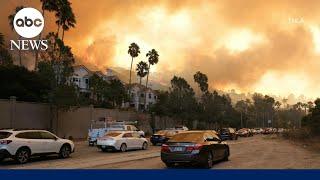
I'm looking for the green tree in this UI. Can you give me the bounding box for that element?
[193,71,209,94]
[104,79,126,108]
[302,98,320,134]
[89,74,106,104]
[0,65,50,102]
[8,6,24,66]
[0,33,4,47]
[0,33,13,66]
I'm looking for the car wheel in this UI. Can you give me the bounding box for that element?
[165,162,175,168]
[59,144,71,158]
[15,148,30,164]
[142,142,148,150]
[223,148,229,161]
[203,151,213,168]
[120,143,127,152]
[102,148,108,152]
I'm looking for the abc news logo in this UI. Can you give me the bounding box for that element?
[10,7,48,51]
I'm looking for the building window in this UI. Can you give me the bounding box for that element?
[154,95,157,99]
[149,93,152,99]
[140,93,144,98]
[85,78,89,84]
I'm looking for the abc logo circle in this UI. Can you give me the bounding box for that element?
[13,7,44,38]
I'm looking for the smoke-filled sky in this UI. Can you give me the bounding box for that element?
[1,0,320,98]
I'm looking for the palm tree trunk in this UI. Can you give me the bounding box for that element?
[145,63,151,88]
[128,57,133,103]
[144,63,151,109]
[137,77,142,111]
[35,9,45,70]
[129,57,133,85]
[57,24,61,38]
[62,29,65,41]
[18,36,22,66]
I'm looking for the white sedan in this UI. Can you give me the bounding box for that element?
[97,131,148,152]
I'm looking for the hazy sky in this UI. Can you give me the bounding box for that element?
[1,0,320,98]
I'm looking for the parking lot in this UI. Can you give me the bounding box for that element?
[1,135,320,169]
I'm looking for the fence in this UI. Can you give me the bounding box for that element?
[0,98,182,139]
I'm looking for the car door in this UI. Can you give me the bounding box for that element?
[122,133,134,149]
[15,131,45,154]
[39,131,60,153]
[131,132,142,149]
[205,133,224,160]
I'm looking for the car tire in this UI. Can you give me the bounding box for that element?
[59,144,71,159]
[15,147,30,164]
[223,148,229,161]
[102,148,108,152]
[142,142,148,150]
[120,143,127,152]
[203,151,213,169]
[165,162,175,168]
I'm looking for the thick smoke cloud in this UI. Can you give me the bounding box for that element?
[1,0,320,97]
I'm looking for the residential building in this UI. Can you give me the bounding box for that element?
[128,83,158,111]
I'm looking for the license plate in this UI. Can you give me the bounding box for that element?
[172,147,184,151]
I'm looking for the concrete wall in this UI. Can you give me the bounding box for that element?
[56,107,152,139]
[0,98,51,130]
[0,98,179,139]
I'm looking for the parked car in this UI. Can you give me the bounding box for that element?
[262,128,274,134]
[219,128,238,140]
[0,129,75,164]
[254,128,263,134]
[88,120,145,146]
[97,131,148,152]
[236,128,253,137]
[150,130,179,146]
[161,131,229,168]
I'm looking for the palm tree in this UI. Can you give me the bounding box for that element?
[8,6,24,66]
[136,61,149,85]
[55,0,75,41]
[128,42,140,89]
[145,49,159,88]
[136,61,149,111]
[35,0,58,70]
[144,49,159,109]
[58,3,76,41]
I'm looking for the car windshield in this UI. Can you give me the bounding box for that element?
[156,130,166,134]
[221,129,229,133]
[0,131,12,139]
[169,132,204,142]
[105,132,121,137]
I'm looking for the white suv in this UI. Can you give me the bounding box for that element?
[0,129,75,164]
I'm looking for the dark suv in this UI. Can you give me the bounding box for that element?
[219,128,238,140]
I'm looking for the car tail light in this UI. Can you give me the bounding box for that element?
[161,144,170,153]
[0,140,12,145]
[186,144,203,153]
